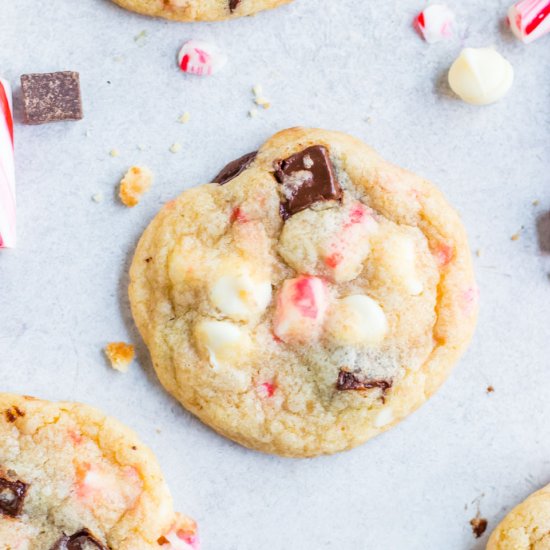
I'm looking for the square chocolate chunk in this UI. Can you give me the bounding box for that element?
[20,71,83,125]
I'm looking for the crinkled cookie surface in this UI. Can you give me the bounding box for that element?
[129,127,478,457]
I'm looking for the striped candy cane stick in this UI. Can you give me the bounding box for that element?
[509,0,550,43]
[0,78,15,249]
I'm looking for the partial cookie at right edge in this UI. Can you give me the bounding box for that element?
[487,484,550,549]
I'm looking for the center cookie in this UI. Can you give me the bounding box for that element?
[110,0,293,22]
[0,394,198,549]
[129,127,478,457]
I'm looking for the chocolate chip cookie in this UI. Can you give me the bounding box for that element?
[129,127,478,457]
[110,0,293,22]
[0,394,198,549]
[487,484,550,550]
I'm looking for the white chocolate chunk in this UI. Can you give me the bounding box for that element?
[209,271,271,321]
[326,295,388,346]
[381,234,423,295]
[273,276,328,343]
[194,319,249,368]
[374,407,394,428]
[448,47,514,105]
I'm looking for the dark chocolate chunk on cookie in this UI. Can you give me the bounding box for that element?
[336,369,392,392]
[51,529,108,550]
[229,0,241,11]
[274,145,342,218]
[213,151,257,185]
[20,72,83,125]
[0,476,28,517]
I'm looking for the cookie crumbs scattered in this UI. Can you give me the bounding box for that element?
[134,30,148,45]
[475,249,482,257]
[113,55,125,63]
[511,232,521,241]
[248,108,258,118]
[105,342,135,373]
[252,84,271,109]
[91,192,104,203]
[470,516,488,538]
[169,142,182,154]
[109,149,120,158]
[178,112,190,124]
[119,166,153,207]
[486,385,494,393]
[533,199,540,206]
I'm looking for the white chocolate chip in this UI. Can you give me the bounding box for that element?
[209,271,271,321]
[326,295,388,346]
[194,319,249,368]
[448,48,514,106]
[374,407,394,428]
[381,234,423,295]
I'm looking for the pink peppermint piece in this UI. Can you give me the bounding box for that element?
[273,276,329,344]
[160,515,200,550]
[177,40,227,76]
[0,78,16,249]
[414,4,456,43]
[508,0,550,43]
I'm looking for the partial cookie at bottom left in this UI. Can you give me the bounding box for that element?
[0,393,198,550]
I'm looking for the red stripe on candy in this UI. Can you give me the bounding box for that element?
[0,83,13,145]
[525,3,550,34]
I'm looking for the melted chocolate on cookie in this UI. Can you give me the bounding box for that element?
[213,151,257,185]
[336,369,393,392]
[0,476,28,517]
[274,145,342,219]
[229,0,241,12]
[51,529,108,550]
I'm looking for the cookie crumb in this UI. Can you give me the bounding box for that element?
[475,248,482,257]
[178,112,190,124]
[252,83,270,109]
[511,232,521,241]
[248,108,258,118]
[136,144,146,151]
[533,199,540,206]
[91,192,104,203]
[134,30,148,45]
[486,385,494,393]
[119,166,153,207]
[470,516,488,538]
[105,342,135,373]
[113,55,125,63]
[169,142,182,154]
[110,149,120,158]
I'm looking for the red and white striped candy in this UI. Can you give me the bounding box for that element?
[0,78,15,249]
[177,40,227,76]
[414,4,456,43]
[508,0,550,43]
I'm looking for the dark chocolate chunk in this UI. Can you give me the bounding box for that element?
[470,517,488,539]
[4,405,25,423]
[20,71,83,125]
[229,0,241,12]
[51,529,108,550]
[274,145,342,218]
[336,369,392,392]
[0,477,28,517]
[213,151,257,185]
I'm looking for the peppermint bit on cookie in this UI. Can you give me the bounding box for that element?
[274,145,342,218]
[0,476,28,517]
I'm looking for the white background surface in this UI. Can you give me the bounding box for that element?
[1,0,550,548]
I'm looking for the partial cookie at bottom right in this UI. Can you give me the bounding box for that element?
[487,484,550,550]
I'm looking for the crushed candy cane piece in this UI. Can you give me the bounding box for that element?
[158,514,199,550]
[414,4,456,43]
[119,166,153,207]
[0,78,16,249]
[105,342,135,372]
[177,40,227,76]
[508,0,550,43]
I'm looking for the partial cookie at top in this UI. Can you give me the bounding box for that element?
[110,0,293,22]
[487,484,550,550]
[0,393,198,550]
[129,127,478,457]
